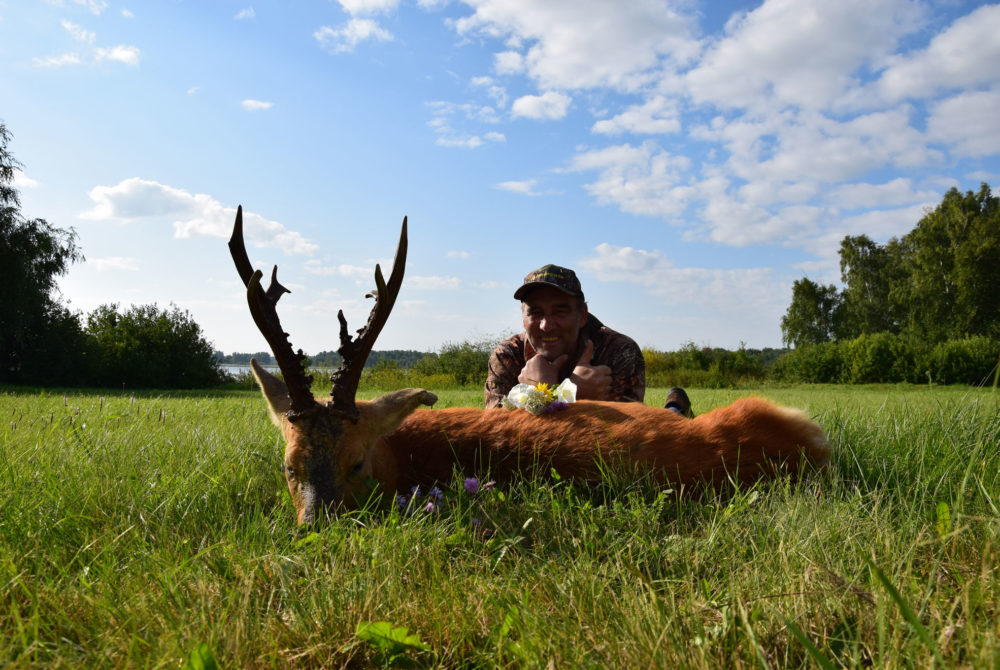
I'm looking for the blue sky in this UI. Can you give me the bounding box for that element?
[3,0,999,355]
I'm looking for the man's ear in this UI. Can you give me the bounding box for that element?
[578,300,588,328]
[250,359,293,426]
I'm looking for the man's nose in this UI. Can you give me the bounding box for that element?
[539,314,555,330]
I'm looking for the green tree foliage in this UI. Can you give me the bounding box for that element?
[781,278,843,347]
[412,338,496,387]
[0,121,88,384]
[86,303,224,388]
[643,342,772,388]
[904,184,1000,341]
[838,234,907,337]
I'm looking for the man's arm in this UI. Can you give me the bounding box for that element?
[598,334,646,403]
[484,339,524,409]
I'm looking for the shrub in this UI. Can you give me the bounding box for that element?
[842,332,916,383]
[923,336,1000,385]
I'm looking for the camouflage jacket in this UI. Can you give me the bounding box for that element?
[483,314,646,409]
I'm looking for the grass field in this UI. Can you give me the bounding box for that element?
[1,384,998,668]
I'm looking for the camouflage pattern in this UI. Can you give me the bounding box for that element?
[484,313,646,409]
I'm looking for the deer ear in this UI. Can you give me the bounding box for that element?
[251,358,293,426]
[361,388,438,438]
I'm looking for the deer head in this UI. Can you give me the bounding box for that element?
[230,206,435,523]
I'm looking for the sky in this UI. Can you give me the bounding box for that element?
[2,0,999,356]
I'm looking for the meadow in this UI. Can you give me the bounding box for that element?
[1,384,997,668]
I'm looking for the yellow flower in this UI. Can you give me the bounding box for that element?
[535,382,554,402]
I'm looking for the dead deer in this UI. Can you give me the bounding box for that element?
[231,207,831,524]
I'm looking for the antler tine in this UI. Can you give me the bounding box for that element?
[229,206,318,416]
[329,217,408,419]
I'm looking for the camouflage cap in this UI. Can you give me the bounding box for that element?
[513,264,584,301]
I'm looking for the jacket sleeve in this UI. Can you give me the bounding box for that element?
[602,334,646,403]
[483,339,524,409]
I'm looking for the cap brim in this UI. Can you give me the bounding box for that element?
[514,281,579,301]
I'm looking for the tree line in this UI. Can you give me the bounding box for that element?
[779,183,999,384]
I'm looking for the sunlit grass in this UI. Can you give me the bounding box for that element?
[1,385,998,667]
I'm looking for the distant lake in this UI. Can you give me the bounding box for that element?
[219,363,278,376]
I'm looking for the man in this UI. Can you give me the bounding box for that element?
[484,264,693,418]
[485,264,695,416]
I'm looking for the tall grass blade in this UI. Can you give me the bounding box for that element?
[780,616,837,670]
[866,558,944,665]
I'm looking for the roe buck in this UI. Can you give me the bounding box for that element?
[230,207,831,524]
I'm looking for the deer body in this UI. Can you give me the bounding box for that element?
[231,210,831,523]
[371,396,830,494]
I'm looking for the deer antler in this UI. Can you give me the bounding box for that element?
[229,206,318,418]
[329,217,408,421]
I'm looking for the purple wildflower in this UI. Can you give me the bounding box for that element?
[428,486,443,502]
[544,400,569,413]
[395,493,410,512]
[424,500,438,513]
[482,480,496,492]
[463,477,480,494]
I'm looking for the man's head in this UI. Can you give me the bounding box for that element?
[516,264,588,362]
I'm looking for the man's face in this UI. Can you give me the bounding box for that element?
[521,286,588,362]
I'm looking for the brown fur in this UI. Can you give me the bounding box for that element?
[372,396,831,493]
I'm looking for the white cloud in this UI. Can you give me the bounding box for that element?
[61,19,95,43]
[686,0,924,111]
[826,178,938,211]
[81,177,317,255]
[470,76,508,107]
[454,0,699,91]
[235,8,255,20]
[876,4,1000,101]
[241,99,273,111]
[121,9,135,18]
[927,88,1000,158]
[95,45,140,66]
[511,91,571,120]
[337,0,399,15]
[494,179,540,196]
[33,53,83,68]
[314,18,393,53]
[91,256,139,272]
[304,260,372,276]
[568,141,694,218]
[35,22,138,67]
[578,243,786,319]
[187,86,200,95]
[446,250,470,259]
[72,0,108,15]
[13,170,39,189]
[591,96,680,135]
[427,100,506,148]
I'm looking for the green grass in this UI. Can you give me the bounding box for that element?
[1,385,998,667]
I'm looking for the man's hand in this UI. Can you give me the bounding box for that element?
[569,339,612,400]
[518,351,566,386]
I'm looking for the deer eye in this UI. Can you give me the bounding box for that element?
[285,465,296,479]
[351,460,364,475]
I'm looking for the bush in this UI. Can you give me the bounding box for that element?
[773,341,845,383]
[842,332,916,383]
[86,303,225,389]
[644,342,768,388]
[412,337,500,387]
[923,336,1000,385]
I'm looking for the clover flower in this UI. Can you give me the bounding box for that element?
[463,477,480,494]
